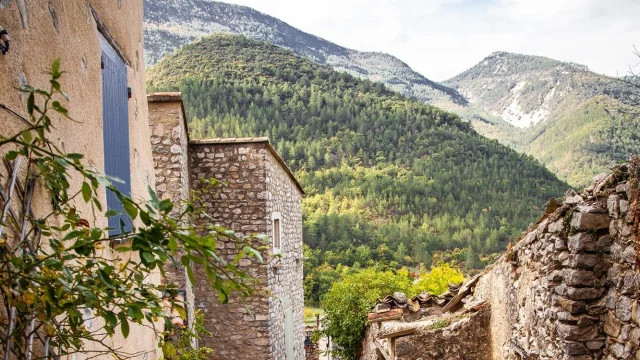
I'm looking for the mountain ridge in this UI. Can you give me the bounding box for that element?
[143,0,467,105]
[442,50,639,186]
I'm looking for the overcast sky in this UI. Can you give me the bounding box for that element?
[224,0,640,81]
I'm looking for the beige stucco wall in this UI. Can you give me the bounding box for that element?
[0,1,159,358]
[0,0,152,216]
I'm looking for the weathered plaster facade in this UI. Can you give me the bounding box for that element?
[148,95,305,360]
[0,1,159,358]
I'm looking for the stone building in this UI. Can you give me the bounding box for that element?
[148,93,305,360]
[361,164,640,360]
[0,1,160,358]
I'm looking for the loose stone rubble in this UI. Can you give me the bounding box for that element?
[361,163,639,360]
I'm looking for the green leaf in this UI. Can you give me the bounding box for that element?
[52,101,68,115]
[168,236,178,252]
[5,151,18,161]
[96,175,111,187]
[243,246,264,263]
[63,230,85,241]
[97,269,116,289]
[147,185,160,206]
[81,182,91,203]
[118,312,130,338]
[103,311,117,329]
[123,200,138,219]
[141,251,154,264]
[21,130,33,144]
[51,58,62,79]
[93,198,102,211]
[49,239,63,251]
[180,256,190,267]
[27,93,34,115]
[140,210,151,226]
[66,153,83,160]
[105,209,119,218]
[90,228,102,240]
[50,79,61,92]
[186,264,195,285]
[158,199,173,213]
[55,157,69,168]
[218,290,228,304]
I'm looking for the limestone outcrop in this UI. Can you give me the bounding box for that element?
[361,163,639,359]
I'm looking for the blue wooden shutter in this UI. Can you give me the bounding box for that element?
[100,34,132,236]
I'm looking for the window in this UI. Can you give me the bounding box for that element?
[99,33,132,236]
[272,212,282,252]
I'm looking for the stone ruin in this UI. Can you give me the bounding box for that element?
[361,163,639,360]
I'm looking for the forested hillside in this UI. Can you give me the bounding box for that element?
[147,35,568,301]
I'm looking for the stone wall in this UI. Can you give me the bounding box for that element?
[393,305,492,360]
[188,139,308,360]
[473,165,639,359]
[148,94,305,359]
[264,149,305,360]
[147,93,195,333]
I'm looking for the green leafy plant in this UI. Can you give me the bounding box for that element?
[0,60,263,359]
[412,262,464,295]
[162,311,213,360]
[428,318,451,330]
[320,264,464,360]
[320,267,413,360]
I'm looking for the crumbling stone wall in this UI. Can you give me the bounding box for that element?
[359,165,638,360]
[394,305,492,360]
[264,150,305,360]
[473,165,639,359]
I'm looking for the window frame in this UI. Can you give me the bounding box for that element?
[271,211,282,253]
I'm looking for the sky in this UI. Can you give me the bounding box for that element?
[224,0,640,81]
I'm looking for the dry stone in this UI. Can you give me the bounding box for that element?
[570,212,611,231]
[567,233,596,252]
[562,269,597,287]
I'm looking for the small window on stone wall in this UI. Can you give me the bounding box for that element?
[272,212,282,253]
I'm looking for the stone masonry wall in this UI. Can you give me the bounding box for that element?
[473,165,639,360]
[264,150,305,360]
[189,141,272,360]
[393,304,492,360]
[148,94,196,331]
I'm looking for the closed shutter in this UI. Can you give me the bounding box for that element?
[100,34,132,236]
[284,303,295,360]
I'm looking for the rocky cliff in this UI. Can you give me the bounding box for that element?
[362,161,639,359]
[442,52,640,187]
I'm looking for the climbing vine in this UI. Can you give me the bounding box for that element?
[0,60,263,359]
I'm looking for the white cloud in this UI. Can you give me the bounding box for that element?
[222,0,640,81]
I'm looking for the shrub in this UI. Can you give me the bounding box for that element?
[320,268,412,359]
